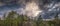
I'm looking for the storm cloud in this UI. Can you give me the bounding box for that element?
[0,0,60,19]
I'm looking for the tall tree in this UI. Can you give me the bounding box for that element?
[54,13,60,26]
[5,11,17,26]
[36,15,42,26]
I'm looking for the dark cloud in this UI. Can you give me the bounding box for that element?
[0,0,60,19]
[40,0,60,19]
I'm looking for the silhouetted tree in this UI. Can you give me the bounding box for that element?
[36,15,42,26]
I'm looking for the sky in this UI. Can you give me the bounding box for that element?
[0,0,60,19]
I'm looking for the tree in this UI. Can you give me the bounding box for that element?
[54,13,60,26]
[4,11,17,26]
[36,15,43,26]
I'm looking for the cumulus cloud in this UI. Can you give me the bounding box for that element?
[24,1,42,17]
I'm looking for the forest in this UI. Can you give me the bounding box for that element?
[0,11,60,26]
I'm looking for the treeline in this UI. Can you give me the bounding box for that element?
[0,11,60,26]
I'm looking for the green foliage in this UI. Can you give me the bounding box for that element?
[0,11,60,26]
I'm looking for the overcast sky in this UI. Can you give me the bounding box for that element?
[0,0,60,19]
